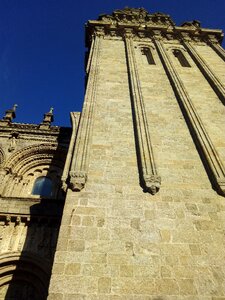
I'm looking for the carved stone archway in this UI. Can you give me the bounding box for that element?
[0,252,50,300]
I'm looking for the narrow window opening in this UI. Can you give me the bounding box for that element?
[32,176,53,197]
[173,49,191,67]
[141,47,155,65]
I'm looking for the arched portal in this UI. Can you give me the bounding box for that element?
[0,252,50,300]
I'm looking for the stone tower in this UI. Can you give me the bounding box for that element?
[0,7,224,300]
[47,8,225,299]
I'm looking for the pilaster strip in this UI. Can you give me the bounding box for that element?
[61,112,80,191]
[208,41,225,62]
[154,38,225,196]
[124,32,161,194]
[182,41,225,105]
[69,32,102,191]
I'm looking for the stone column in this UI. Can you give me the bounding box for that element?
[61,112,80,192]
[124,30,161,194]
[0,169,7,195]
[154,36,225,196]
[182,38,225,105]
[208,35,225,62]
[69,28,103,191]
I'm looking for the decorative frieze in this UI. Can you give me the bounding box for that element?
[154,38,225,196]
[86,8,223,48]
[124,30,161,194]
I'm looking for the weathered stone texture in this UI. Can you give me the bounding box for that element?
[48,8,225,300]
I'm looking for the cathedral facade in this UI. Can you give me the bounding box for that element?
[0,7,225,299]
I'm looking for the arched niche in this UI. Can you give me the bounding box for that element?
[0,252,50,300]
[1,143,68,198]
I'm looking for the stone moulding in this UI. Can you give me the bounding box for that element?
[208,39,225,62]
[86,8,223,47]
[61,112,80,192]
[182,39,225,106]
[69,30,102,191]
[124,30,161,194]
[154,37,225,196]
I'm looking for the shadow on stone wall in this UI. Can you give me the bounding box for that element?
[3,127,70,299]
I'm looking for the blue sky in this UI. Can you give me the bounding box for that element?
[0,0,224,127]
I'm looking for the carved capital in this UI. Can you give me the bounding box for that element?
[180,32,192,42]
[6,215,11,225]
[16,216,21,225]
[152,30,163,41]
[207,34,220,44]
[123,28,134,39]
[69,171,87,191]
[144,174,161,195]
[94,26,105,37]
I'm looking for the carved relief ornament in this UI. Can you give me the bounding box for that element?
[86,8,223,46]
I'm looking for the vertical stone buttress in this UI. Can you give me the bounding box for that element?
[48,8,225,299]
[69,29,103,191]
[124,30,161,194]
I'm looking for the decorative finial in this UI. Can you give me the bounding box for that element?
[0,104,18,126]
[13,104,18,112]
[39,106,54,129]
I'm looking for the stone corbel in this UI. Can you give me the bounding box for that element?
[69,171,87,192]
[144,174,161,195]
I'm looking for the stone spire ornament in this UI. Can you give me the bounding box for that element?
[39,107,54,129]
[0,104,18,126]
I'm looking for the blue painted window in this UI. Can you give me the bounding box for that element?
[32,177,53,197]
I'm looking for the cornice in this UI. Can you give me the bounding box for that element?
[85,8,224,46]
[0,122,72,138]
